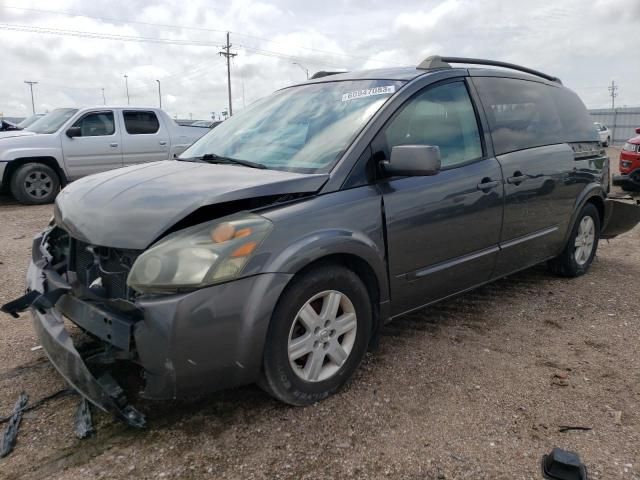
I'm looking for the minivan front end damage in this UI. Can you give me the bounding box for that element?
[3,226,292,425]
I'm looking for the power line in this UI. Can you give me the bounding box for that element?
[1,5,395,65]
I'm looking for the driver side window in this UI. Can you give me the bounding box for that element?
[72,111,115,137]
[379,81,482,168]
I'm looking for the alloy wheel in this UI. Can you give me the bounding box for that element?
[574,216,595,266]
[287,290,357,382]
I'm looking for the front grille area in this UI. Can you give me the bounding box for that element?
[46,228,140,300]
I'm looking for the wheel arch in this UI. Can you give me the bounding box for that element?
[271,243,389,350]
[3,157,68,188]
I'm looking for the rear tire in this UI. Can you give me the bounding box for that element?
[547,203,600,277]
[10,163,60,205]
[260,265,372,406]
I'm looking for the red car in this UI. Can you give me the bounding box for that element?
[613,127,640,191]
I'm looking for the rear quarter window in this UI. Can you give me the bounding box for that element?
[473,77,597,155]
[123,111,160,134]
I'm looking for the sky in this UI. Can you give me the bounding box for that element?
[0,0,639,120]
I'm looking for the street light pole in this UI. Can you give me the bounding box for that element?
[101,88,106,105]
[24,81,38,114]
[156,80,162,109]
[124,74,130,105]
[293,62,309,80]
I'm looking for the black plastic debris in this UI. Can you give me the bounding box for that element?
[0,392,28,458]
[0,388,74,424]
[542,448,588,480]
[74,398,95,439]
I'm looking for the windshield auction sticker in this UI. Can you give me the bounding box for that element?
[341,85,396,102]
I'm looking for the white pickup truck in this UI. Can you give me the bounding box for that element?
[0,106,209,204]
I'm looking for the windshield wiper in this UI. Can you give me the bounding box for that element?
[189,153,267,169]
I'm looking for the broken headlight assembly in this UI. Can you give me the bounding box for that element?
[127,212,273,294]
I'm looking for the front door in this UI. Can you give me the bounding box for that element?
[376,80,504,316]
[61,110,123,179]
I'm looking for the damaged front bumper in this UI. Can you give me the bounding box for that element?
[2,229,292,426]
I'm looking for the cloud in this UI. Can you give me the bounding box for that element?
[0,0,638,120]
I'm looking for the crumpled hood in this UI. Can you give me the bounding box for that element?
[0,130,37,139]
[55,160,328,249]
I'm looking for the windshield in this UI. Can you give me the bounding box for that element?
[180,79,404,173]
[17,114,43,129]
[26,108,78,134]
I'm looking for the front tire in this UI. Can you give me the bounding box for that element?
[547,203,600,277]
[260,265,372,406]
[10,163,60,205]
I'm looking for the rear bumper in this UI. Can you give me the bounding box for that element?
[602,198,640,239]
[612,173,639,190]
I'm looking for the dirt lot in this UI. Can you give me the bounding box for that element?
[1,148,639,479]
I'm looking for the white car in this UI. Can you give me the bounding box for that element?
[594,122,611,146]
[0,106,209,204]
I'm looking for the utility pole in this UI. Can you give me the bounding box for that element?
[219,32,237,116]
[101,88,106,105]
[293,62,309,80]
[24,81,38,114]
[156,80,162,109]
[608,80,618,110]
[124,74,130,105]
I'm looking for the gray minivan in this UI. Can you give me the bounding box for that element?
[4,56,638,425]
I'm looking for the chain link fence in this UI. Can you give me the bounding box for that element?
[589,107,640,145]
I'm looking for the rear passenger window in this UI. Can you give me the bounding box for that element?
[380,81,482,168]
[123,111,160,134]
[472,77,562,155]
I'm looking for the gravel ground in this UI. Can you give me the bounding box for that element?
[1,148,639,479]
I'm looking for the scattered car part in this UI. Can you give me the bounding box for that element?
[0,388,73,425]
[542,448,588,480]
[0,393,28,458]
[74,398,95,439]
[558,425,592,433]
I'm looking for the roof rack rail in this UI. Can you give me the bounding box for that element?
[310,71,345,80]
[417,55,562,84]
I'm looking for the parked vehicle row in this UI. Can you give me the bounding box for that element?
[0,107,208,204]
[4,56,639,425]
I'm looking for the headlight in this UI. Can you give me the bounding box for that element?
[127,212,272,294]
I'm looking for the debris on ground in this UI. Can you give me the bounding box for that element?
[0,392,28,458]
[74,397,95,439]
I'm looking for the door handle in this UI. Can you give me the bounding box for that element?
[476,178,500,192]
[109,143,118,147]
[506,171,526,186]
[159,141,167,146]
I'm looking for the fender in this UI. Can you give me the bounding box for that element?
[262,228,390,304]
[561,183,606,247]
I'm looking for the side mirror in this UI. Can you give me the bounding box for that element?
[635,127,640,135]
[66,126,81,138]
[382,145,441,177]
